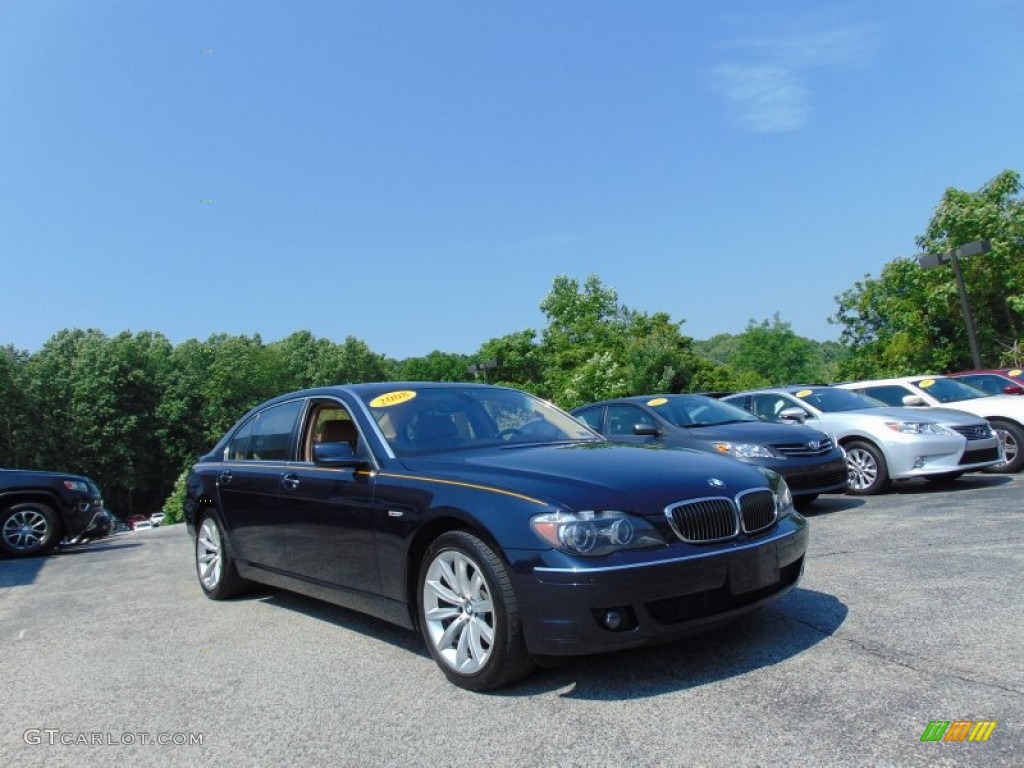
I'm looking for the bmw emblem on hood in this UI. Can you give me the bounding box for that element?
[707,477,725,488]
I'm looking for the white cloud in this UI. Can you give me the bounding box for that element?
[713,64,809,133]
[710,18,876,133]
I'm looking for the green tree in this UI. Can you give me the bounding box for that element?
[731,314,829,387]
[0,344,29,466]
[398,350,473,382]
[833,169,1024,376]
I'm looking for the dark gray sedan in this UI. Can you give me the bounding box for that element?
[573,394,849,505]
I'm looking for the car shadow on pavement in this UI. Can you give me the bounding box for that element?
[887,473,1014,495]
[254,583,846,699]
[256,590,428,657]
[798,495,866,517]
[513,587,847,700]
[1,539,142,586]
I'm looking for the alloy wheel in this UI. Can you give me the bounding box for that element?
[422,549,495,674]
[2,508,51,552]
[846,447,879,491]
[197,517,224,591]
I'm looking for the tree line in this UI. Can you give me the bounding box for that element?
[1,170,1020,521]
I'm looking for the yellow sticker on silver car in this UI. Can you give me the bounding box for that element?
[919,378,935,388]
[369,390,417,408]
[646,397,668,407]
[795,389,812,398]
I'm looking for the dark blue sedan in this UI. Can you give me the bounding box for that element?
[184,383,808,690]
[573,394,849,505]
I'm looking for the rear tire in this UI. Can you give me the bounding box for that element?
[983,420,1024,473]
[418,531,534,691]
[0,503,60,557]
[845,441,890,495]
[195,512,251,599]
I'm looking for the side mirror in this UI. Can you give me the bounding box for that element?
[1003,385,1024,395]
[901,395,926,406]
[313,441,362,468]
[633,424,659,437]
[777,407,807,424]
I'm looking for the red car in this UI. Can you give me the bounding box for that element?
[128,514,149,530]
[949,369,1024,396]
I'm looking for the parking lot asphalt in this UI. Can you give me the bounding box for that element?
[1,474,1021,767]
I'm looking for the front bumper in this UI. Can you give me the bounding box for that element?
[884,433,997,478]
[756,455,848,496]
[506,514,808,656]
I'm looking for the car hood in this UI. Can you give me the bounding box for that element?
[909,406,991,426]
[398,441,771,515]
[667,421,831,444]
[920,394,1024,421]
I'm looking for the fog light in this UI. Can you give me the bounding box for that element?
[913,456,927,469]
[596,606,636,632]
[602,609,625,630]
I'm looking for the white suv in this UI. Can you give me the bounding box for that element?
[722,386,1003,494]
[836,376,1024,473]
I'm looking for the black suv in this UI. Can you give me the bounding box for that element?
[0,469,105,557]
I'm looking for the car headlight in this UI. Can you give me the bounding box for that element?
[754,467,794,519]
[884,422,955,436]
[530,510,664,556]
[712,442,778,458]
[63,480,89,492]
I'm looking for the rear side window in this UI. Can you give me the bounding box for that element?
[227,400,305,461]
[574,407,603,430]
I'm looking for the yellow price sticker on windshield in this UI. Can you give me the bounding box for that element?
[369,390,417,408]
[795,389,812,398]
[918,378,935,388]
[1010,369,1022,377]
[646,397,668,407]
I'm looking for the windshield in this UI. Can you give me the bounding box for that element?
[792,387,886,412]
[360,386,600,456]
[912,377,988,403]
[653,395,759,427]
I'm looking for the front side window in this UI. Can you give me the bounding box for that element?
[606,405,657,435]
[751,394,799,421]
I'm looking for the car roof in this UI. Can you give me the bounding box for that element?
[837,376,944,387]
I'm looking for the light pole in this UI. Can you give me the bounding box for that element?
[917,239,991,369]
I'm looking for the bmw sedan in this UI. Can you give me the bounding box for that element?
[184,383,808,690]
[572,395,848,505]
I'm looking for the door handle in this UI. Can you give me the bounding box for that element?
[218,470,233,485]
[281,473,300,491]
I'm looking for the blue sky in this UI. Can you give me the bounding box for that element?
[2,1,1022,359]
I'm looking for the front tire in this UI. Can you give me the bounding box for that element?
[845,441,890,495]
[983,420,1024,473]
[418,531,534,691]
[0,503,60,557]
[195,512,251,599]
